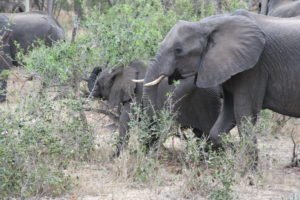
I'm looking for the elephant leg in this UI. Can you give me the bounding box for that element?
[114,102,131,157]
[233,89,265,169]
[209,90,236,149]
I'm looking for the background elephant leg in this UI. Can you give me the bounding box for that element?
[0,78,7,102]
[209,90,236,149]
[114,102,131,157]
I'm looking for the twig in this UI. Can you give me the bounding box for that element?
[84,107,119,123]
[289,129,300,167]
[71,15,78,43]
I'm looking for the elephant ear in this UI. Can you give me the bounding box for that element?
[196,15,266,88]
[108,67,137,107]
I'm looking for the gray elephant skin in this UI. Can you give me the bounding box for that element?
[88,60,221,155]
[0,0,25,13]
[0,11,65,101]
[144,10,300,149]
[260,0,300,17]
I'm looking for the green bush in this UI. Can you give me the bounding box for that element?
[84,0,178,67]
[0,94,94,197]
[23,38,102,87]
[23,0,249,86]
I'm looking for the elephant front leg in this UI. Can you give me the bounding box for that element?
[209,90,236,149]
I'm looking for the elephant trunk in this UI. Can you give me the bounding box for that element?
[88,67,102,93]
[260,0,269,15]
[142,59,160,115]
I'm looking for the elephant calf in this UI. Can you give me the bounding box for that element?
[88,60,221,155]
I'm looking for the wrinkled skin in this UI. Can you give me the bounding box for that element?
[0,11,65,101]
[0,0,25,13]
[146,10,300,151]
[89,60,221,155]
[260,0,300,17]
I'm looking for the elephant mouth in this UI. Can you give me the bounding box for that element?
[168,69,197,85]
[144,70,196,87]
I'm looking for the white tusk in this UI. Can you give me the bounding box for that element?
[144,75,166,86]
[131,79,144,83]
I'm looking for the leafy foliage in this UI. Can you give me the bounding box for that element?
[23,38,101,86]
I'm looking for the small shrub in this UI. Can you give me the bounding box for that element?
[181,116,267,200]
[0,94,94,198]
[22,39,101,88]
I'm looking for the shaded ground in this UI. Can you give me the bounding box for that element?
[4,68,300,200]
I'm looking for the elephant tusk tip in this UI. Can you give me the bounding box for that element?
[131,79,144,83]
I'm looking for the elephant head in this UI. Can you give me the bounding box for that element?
[144,13,265,89]
[90,61,146,108]
[0,1,25,13]
[260,0,300,17]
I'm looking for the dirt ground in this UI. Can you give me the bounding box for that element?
[4,68,300,200]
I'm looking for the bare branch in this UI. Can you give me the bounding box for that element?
[83,107,119,123]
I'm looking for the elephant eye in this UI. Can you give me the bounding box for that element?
[174,47,183,56]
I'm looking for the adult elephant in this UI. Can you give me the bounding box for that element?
[88,60,221,155]
[144,10,300,150]
[0,0,25,13]
[0,11,65,101]
[260,0,300,17]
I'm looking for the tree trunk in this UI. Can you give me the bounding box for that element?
[216,0,222,14]
[74,0,83,19]
[108,0,115,7]
[260,0,269,15]
[47,0,54,15]
[25,0,30,12]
